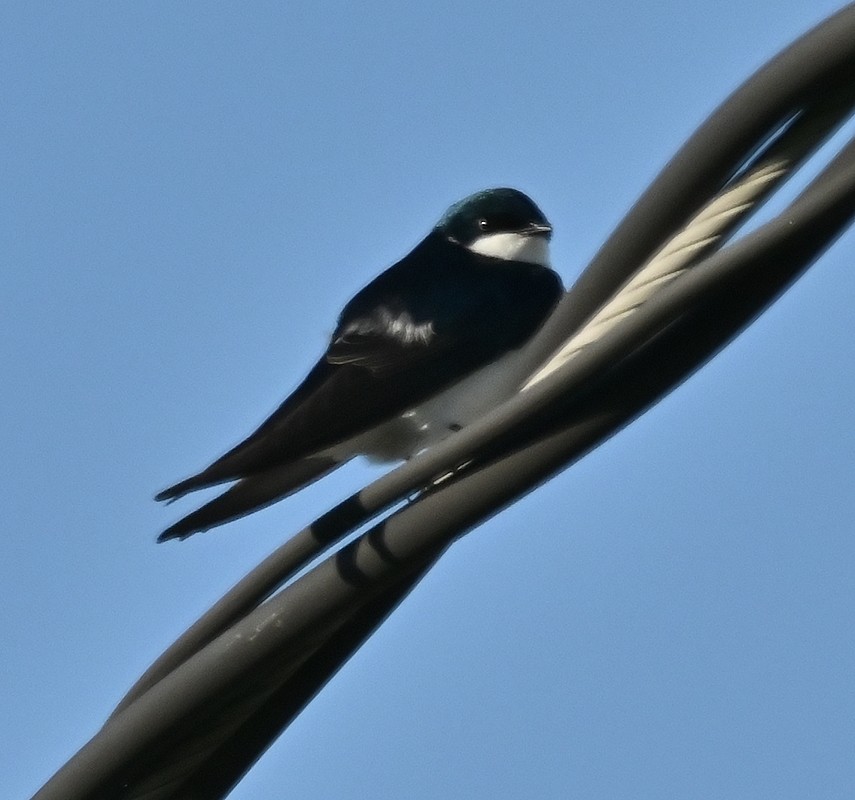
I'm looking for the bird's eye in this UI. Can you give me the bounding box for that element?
[478,218,490,230]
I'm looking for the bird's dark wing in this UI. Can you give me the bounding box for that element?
[156,234,562,503]
[325,307,437,371]
[155,313,482,501]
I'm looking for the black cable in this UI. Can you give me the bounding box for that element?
[32,5,855,799]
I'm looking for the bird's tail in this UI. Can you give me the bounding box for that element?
[157,457,339,542]
[155,476,207,504]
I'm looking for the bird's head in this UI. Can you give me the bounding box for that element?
[436,187,552,267]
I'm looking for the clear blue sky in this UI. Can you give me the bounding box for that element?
[5,3,855,798]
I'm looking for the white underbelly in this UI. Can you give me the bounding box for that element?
[323,340,542,462]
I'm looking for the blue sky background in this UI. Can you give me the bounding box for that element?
[5,3,855,798]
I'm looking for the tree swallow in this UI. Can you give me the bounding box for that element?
[157,188,563,541]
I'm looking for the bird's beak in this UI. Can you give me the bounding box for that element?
[522,222,553,239]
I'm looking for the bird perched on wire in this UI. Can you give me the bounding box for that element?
[156,188,563,541]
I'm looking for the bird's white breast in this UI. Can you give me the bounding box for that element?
[325,338,543,463]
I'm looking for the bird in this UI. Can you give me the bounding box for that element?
[156,187,563,541]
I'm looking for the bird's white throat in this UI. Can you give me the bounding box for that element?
[466,232,551,267]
